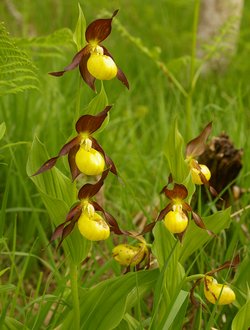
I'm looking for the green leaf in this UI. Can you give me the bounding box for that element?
[232,299,250,330]
[150,223,185,329]
[77,269,158,330]
[83,82,108,115]
[73,3,86,51]
[0,22,39,95]
[162,290,189,330]
[27,136,91,264]
[165,118,189,183]
[180,207,232,263]
[0,122,6,140]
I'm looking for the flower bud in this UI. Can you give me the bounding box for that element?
[204,276,236,305]
[78,212,110,241]
[164,210,188,234]
[75,146,105,176]
[112,243,147,267]
[87,54,118,80]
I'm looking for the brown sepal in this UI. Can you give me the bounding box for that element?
[59,136,81,156]
[75,106,112,134]
[78,168,110,200]
[206,254,240,276]
[192,211,214,236]
[32,156,58,176]
[79,53,96,91]
[102,46,129,89]
[49,45,90,77]
[186,122,212,158]
[57,216,79,250]
[140,221,157,235]
[182,202,192,212]
[162,183,188,201]
[91,137,117,175]
[85,10,118,43]
[68,145,81,181]
[91,201,125,235]
[157,203,173,221]
[50,203,82,243]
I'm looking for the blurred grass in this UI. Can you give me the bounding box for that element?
[0,0,250,327]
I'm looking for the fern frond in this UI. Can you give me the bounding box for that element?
[0,22,39,96]
[14,28,74,58]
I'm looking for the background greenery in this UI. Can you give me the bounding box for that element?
[0,0,250,329]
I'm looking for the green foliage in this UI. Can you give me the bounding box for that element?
[0,22,39,95]
[232,299,250,330]
[26,137,91,265]
[73,3,86,51]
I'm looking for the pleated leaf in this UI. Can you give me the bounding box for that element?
[179,207,231,263]
[27,136,91,264]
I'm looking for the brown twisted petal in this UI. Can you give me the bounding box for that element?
[206,254,240,276]
[68,145,81,181]
[32,136,80,176]
[192,211,214,236]
[50,205,81,244]
[57,215,80,249]
[49,45,90,77]
[79,53,96,91]
[91,201,125,235]
[85,10,119,43]
[102,46,129,89]
[157,203,173,221]
[91,137,117,175]
[186,122,212,158]
[75,106,112,134]
[78,168,110,200]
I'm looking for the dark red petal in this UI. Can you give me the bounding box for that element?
[102,46,129,89]
[49,46,90,77]
[50,222,66,242]
[75,106,112,134]
[68,145,81,181]
[59,136,80,156]
[78,168,110,200]
[57,221,77,250]
[91,137,117,175]
[66,202,82,222]
[32,156,58,176]
[186,122,212,158]
[140,222,157,235]
[192,211,214,236]
[85,10,118,43]
[206,254,240,276]
[91,201,125,235]
[117,67,129,89]
[182,202,192,212]
[157,203,173,221]
[79,54,96,91]
[163,183,188,201]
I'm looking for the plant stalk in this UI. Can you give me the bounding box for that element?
[186,0,200,139]
[70,262,80,330]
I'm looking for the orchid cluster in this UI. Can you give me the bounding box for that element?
[33,10,238,310]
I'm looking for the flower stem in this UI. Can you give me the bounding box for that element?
[70,262,80,330]
[186,0,200,139]
[185,274,204,282]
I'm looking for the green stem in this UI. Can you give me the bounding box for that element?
[186,0,200,139]
[185,274,204,283]
[70,263,80,330]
